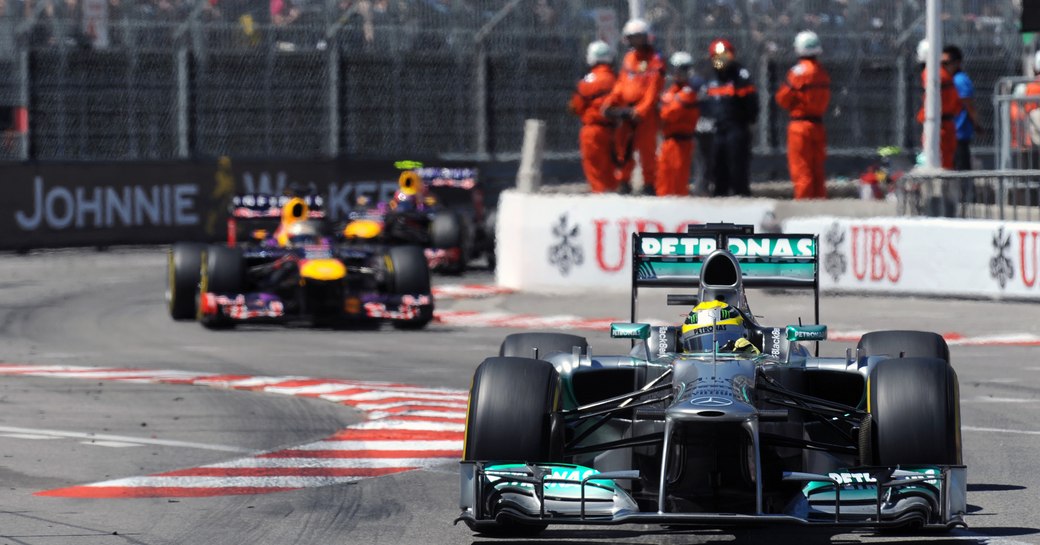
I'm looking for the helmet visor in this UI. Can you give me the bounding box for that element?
[680,325,745,353]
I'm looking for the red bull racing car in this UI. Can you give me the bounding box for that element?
[457,223,964,535]
[166,193,433,329]
[343,167,496,273]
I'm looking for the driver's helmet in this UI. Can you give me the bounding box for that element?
[680,300,750,353]
[283,220,322,247]
[389,189,421,212]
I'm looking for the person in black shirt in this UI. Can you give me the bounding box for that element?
[702,38,758,196]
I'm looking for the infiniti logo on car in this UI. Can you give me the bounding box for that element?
[690,396,732,407]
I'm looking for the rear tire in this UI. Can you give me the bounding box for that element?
[857,330,949,362]
[430,211,463,249]
[463,356,563,536]
[387,245,433,330]
[167,242,205,320]
[499,332,588,360]
[430,212,468,274]
[199,245,245,330]
[862,357,961,466]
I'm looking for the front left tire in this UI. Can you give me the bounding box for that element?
[167,242,205,320]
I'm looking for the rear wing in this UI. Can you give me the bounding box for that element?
[226,193,325,246]
[629,223,820,324]
[414,167,478,189]
[229,193,325,219]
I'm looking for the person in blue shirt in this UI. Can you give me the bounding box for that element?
[943,45,978,171]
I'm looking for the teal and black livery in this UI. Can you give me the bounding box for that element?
[458,223,965,536]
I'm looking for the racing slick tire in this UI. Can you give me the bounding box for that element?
[861,357,961,466]
[430,211,463,249]
[430,211,468,274]
[386,245,433,330]
[499,332,588,360]
[198,245,245,330]
[463,356,564,536]
[857,330,949,362]
[167,242,205,320]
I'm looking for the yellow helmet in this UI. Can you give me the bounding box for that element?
[680,300,747,353]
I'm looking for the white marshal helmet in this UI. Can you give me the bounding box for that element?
[586,40,615,66]
[622,18,651,38]
[794,30,822,57]
[669,51,694,69]
[916,39,929,64]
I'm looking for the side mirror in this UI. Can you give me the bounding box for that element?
[610,322,651,340]
[786,325,827,342]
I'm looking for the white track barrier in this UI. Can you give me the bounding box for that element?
[496,191,776,292]
[785,216,1040,300]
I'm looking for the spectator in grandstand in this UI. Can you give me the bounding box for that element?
[702,37,758,196]
[943,45,978,171]
[601,18,665,195]
[569,40,618,194]
[775,30,831,199]
[915,39,960,170]
[30,0,91,48]
[270,0,300,26]
[656,51,700,197]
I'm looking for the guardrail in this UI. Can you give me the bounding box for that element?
[897,170,1040,221]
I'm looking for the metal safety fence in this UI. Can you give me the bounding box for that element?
[897,170,1040,221]
[994,76,1040,172]
[0,0,1027,163]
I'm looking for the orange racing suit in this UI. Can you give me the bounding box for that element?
[775,57,831,199]
[917,67,961,169]
[569,64,618,193]
[603,47,666,191]
[656,81,700,196]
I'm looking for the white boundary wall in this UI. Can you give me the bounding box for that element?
[496,191,776,292]
[784,216,1040,300]
[495,190,1040,299]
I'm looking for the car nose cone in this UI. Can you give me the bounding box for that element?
[667,394,757,422]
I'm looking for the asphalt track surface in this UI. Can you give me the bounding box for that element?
[0,247,1038,545]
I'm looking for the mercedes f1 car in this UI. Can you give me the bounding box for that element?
[166,193,433,329]
[457,223,965,535]
[343,167,495,273]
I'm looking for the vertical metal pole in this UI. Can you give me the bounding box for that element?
[683,2,694,54]
[17,48,29,160]
[757,55,769,151]
[923,0,942,169]
[895,56,906,157]
[516,119,546,192]
[628,0,644,20]
[128,48,139,159]
[326,45,339,158]
[264,47,274,156]
[176,47,189,159]
[475,44,488,159]
[998,97,1010,170]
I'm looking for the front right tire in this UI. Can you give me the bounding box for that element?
[198,245,245,330]
[861,356,961,466]
[385,245,433,330]
[463,356,564,536]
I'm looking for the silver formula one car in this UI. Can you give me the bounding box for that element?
[457,223,965,535]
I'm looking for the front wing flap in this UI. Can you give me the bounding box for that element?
[457,462,966,530]
[200,291,431,322]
